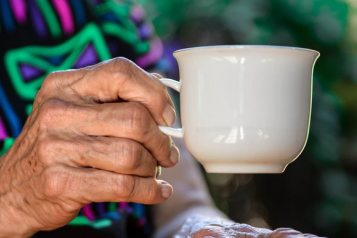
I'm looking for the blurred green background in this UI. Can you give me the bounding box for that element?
[134,0,357,237]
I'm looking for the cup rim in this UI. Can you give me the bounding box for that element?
[173,45,320,56]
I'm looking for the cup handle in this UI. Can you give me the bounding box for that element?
[158,78,184,138]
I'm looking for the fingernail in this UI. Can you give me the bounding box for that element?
[161,183,173,199]
[163,104,176,126]
[170,145,180,165]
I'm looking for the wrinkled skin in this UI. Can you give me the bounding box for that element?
[0,57,324,238]
[0,58,179,237]
[174,216,325,238]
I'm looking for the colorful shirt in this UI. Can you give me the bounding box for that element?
[0,0,168,237]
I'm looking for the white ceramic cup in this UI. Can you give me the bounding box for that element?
[158,45,320,174]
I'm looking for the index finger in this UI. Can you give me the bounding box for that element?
[71,57,176,126]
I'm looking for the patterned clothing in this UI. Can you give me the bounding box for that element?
[0,0,168,237]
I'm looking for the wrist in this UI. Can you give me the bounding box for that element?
[0,156,36,238]
[0,204,36,238]
[0,197,37,238]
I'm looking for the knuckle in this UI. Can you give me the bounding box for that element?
[110,57,133,75]
[110,57,135,88]
[38,99,71,129]
[58,200,81,214]
[153,81,167,95]
[113,175,136,200]
[156,135,172,161]
[38,99,61,122]
[150,75,168,103]
[112,57,130,67]
[124,102,151,136]
[34,89,45,104]
[117,140,142,171]
[42,72,56,91]
[42,71,62,91]
[151,83,167,103]
[144,180,158,201]
[37,136,56,164]
[42,166,70,198]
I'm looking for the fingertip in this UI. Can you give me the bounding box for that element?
[163,103,176,126]
[170,145,180,165]
[157,144,180,168]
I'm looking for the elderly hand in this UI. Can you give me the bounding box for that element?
[0,58,179,237]
[174,215,324,238]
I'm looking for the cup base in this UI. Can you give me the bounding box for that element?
[203,163,287,174]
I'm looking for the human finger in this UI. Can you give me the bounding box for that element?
[36,100,179,167]
[40,166,173,207]
[71,57,176,126]
[40,135,158,177]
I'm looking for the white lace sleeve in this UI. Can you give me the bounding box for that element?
[152,120,227,238]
